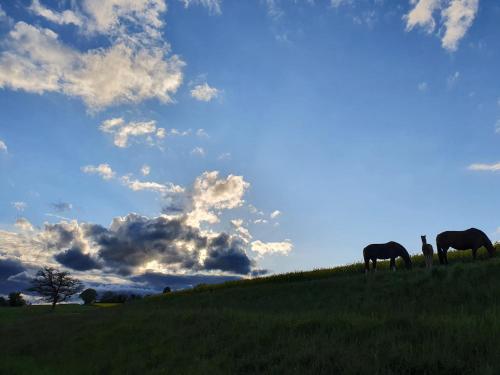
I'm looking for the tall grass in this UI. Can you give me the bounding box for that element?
[1,245,499,374]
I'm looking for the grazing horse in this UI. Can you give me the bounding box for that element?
[421,235,434,268]
[363,241,412,272]
[436,228,495,265]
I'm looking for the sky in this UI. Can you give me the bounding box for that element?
[0,0,499,295]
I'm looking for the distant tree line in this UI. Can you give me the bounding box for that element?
[1,266,174,309]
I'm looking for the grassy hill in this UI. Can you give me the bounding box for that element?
[2,247,500,374]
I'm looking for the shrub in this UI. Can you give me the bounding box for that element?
[0,296,8,307]
[163,287,171,294]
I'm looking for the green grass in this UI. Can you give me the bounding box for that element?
[1,247,500,374]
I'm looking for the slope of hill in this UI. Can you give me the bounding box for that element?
[1,248,500,374]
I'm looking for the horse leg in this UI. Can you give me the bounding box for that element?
[472,247,478,260]
[444,249,449,265]
[390,258,396,271]
[364,258,370,273]
[373,259,377,272]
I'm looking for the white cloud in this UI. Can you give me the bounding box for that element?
[141,164,151,176]
[121,175,185,194]
[12,202,27,212]
[441,0,479,51]
[418,81,428,91]
[447,71,460,87]
[270,210,281,219]
[404,0,479,51]
[0,0,185,110]
[29,0,83,26]
[217,152,231,161]
[404,0,440,33]
[15,218,35,232]
[251,240,293,256]
[0,139,7,153]
[187,171,250,227]
[190,83,219,102]
[180,0,222,14]
[468,162,500,172]
[230,219,252,243]
[196,128,209,138]
[170,129,191,136]
[254,219,268,224]
[191,147,206,157]
[81,163,116,180]
[99,118,161,147]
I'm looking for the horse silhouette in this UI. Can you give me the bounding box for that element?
[363,241,412,272]
[436,228,495,265]
[421,235,434,268]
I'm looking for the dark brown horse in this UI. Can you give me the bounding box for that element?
[363,241,412,272]
[436,228,495,265]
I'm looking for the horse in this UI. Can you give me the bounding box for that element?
[436,228,495,265]
[363,241,412,272]
[421,235,434,268]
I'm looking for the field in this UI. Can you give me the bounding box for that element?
[2,248,500,374]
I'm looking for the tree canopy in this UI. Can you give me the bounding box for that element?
[29,267,83,310]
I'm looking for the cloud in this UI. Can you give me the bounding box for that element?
[54,247,101,271]
[270,210,281,219]
[0,0,185,110]
[0,139,7,153]
[51,201,73,212]
[447,71,460,87]
[191,147,205,157]
[404,0,479,51]
[254,219,268,224]
[230,219,252,243]
[0,258,28,294]
[89,213,253,275]
[81,163,115,180]
[190,83,219,102]
[12,201,27,212]
[418,81,428,91]
[468,162,500,172]
[121,175,185,194]
[141,164,151,176]
[405,0,440,33]
[496,119,500,133]
[180,0,222,15]
[441,0,479,51]
[217,152,231,161]
[196,128,209,138]
[251,240,293,256]
[100,118,164,148]
[15,218,35,232]
[187,171,250,227]
[29,0,83,26]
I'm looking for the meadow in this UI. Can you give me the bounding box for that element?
[1,247,500,374]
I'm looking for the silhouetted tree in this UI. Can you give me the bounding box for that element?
[99,291,128,303]
[79,288,97,305]
[8,292,26,307]
[163,286,171,293]
[29,267,83,310]
[0,296,9,307]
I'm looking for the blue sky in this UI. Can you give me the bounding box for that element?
[0,0,499,294]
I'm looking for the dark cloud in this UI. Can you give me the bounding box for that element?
[54,247,101,271]
[51,201,73,212]
[204,233,253,275]
[86,214,253,275]
[43,222,78,249]
[0,258,29,294]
